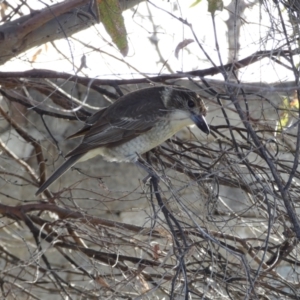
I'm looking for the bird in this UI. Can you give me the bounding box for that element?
[36,85,209,195]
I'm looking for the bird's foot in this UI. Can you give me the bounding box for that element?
[142,173,159,184]
[142,173,172,185]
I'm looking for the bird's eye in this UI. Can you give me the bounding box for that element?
[188,100,195,108]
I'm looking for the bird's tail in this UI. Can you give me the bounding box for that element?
[35,153,85,196]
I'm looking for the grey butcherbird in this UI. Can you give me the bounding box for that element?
[36,86,209,195]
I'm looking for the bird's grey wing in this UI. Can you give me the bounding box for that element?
[67,86,168,140]
[67,108,107,139]
[66,87,169,157]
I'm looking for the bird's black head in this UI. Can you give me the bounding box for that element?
[162,86,210,135]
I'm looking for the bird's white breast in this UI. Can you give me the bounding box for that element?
[80,109,193,163]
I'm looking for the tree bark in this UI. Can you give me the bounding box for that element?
[0,0,143,65]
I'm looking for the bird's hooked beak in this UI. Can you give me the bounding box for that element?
[191,113,210,135]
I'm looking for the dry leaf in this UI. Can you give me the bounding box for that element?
[175,39,194,58]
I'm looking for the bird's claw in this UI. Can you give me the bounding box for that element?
[142,173,171,185]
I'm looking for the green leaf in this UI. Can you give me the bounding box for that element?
[97,0,128,56]
[207,0,223,15]
[278,97,290,130]
[277,94,299,131]
[190,0,202,8]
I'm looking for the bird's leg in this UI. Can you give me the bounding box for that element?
[135,153,172,185]
[134,158,160,184]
